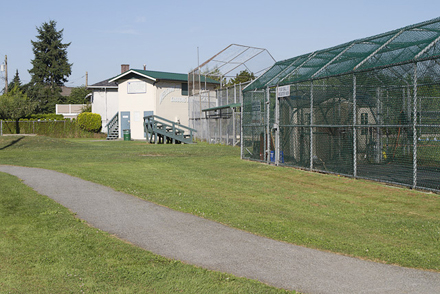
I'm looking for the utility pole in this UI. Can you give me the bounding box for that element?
[85,71,88,87]
[4,55,8,94]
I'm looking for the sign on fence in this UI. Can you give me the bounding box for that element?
[277,85,290,98]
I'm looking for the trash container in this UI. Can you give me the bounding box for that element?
[123,129,131,141]
[270,151,284,163]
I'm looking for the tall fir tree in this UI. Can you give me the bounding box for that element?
[28,20,72,113]
[8,70,21,90]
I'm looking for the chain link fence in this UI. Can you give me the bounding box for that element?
[189,82,248,146]
[243,18,440,192]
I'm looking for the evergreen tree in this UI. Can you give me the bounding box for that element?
[227,70,255,86]
[28,20,72,113]
[8,70,21,91]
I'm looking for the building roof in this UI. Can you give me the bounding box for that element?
[88,79,118,89]
[61,86,73,96]
[109,69,219,84]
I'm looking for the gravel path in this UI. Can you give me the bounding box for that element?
[1,165,439,294]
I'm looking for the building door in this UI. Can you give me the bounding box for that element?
[121,111,130,138]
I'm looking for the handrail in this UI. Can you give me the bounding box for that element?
[106,112,119,129]
[143,115,196,144]
[143,115,197,133]
[106,112,119,139]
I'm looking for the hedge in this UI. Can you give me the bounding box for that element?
[0,119,106,139]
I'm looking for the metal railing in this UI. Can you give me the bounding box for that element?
[105,112,119,139]
[144,115,196,144]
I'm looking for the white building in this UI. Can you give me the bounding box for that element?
[89,65,218,140]
[89,79,118,132]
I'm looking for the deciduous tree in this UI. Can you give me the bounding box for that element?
[0,86,37,133]
[66,86,91,104]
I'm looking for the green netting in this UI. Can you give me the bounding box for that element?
[244,17,440,92]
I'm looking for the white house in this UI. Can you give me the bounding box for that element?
[89,79,119,132]
[89,65,218,140]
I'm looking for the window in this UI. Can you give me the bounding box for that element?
[181,83,188,96]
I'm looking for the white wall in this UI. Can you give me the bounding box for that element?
[95,76,204,140]
[91,88,119,132]
[155,81,190,126]
[118,78,156,140]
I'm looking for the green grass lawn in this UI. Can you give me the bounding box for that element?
[1,136,439,274]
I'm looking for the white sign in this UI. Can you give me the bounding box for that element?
[134,111,141,122]
[127,81,146,94]
[277,85,290,98]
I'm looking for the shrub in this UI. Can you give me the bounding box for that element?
[29,113,65,120]
[77,112,102,133]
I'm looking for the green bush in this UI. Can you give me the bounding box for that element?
[77,112,102,133]
[29,113,65,120]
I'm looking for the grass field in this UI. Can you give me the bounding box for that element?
[0,136,439,289]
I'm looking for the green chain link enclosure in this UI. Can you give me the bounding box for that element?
[242,17,440,192]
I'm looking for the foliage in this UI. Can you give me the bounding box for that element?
[0,119,106,139]
[0,138,439,272]
[0,86,37,121]
[29,113,65,120]
[2,70,22,94]
[202,66,226,87]
[201,68,255,88]
[226,70,255,86]
[66,86,91,104]
[28,20,72,113]
[77,112,102,133]
[0,86,38,134]
[81,103,92,113]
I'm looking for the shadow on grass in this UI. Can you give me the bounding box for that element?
[0,136,25,150]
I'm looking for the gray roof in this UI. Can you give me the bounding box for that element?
[88,79,118,88]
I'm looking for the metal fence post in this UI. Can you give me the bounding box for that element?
[413,62,418,189]
[310,82,314,170]
[232,107,236,146]
[266,87,270,163]
[275,89,280,165]
[353,74,357,177]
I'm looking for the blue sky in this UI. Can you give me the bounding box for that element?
[0,0,439,88]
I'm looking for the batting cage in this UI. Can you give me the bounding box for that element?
[242,17,440,192]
